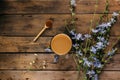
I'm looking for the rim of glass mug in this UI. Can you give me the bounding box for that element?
[50,33,72,55]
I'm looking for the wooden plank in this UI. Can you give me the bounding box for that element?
[99,71,120,80]
[0,54,76,70]
[0,71,120,80]
[0,14,120,36]
[0,0,120,14]
[0,37,51,52]
[0,0,69,14]
[0,53,120,70]
[0,37,120,52]
[0,71,78,80]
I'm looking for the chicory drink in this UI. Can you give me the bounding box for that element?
[51,34,72,55]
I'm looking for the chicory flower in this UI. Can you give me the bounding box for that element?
[84,34,91,38]
[70,0,76,6]
[95,42,105,49]
[70,30,76,35]
[97,37,105,42]
[83,58,93,67]
[87,70,96,78]
[110,18,116,24]
[73,43,79,48]
[112,12,119,17]
[92,29,99,33]
[45,48,52,52]
[76,50,83,56]
[93,61,102,68]
[108,48,117,56]
[90,46,97,54]
[76,33,82,40]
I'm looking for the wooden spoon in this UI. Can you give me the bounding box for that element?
[33,20,53,42]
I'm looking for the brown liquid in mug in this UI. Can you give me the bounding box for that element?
[51,34,72,55]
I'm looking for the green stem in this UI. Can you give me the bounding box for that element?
[103,37,120,61]
[84,0,98,57]
[90,0,98,32]
[98,0,109,23]
[72,54,82,80]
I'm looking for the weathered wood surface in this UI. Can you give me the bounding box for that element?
[0,14,120,36]
[0,71,120,80]
[0,0,120,14]
[0,37,120,52]
[0,0,120,80]
[0,54,120,70]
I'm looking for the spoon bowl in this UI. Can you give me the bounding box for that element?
[33,20,53,42]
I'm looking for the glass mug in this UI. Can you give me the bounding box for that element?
[51,33,72,55]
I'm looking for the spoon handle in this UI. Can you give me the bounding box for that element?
[33,26,47,42]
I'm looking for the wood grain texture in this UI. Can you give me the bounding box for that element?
[0,0,120,14]
[0,54,120,70]
[0,37,120,52]
[0,14,120,36]
[0,37,51,52]
[0,71,78,80]
[0,0,120,80]
[0,71,120,80]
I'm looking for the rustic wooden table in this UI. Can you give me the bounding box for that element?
[0,0,120,80]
